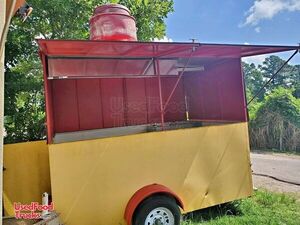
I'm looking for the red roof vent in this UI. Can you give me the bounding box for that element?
[89,4,137,41]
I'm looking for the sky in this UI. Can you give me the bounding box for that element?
[164,0,300,65]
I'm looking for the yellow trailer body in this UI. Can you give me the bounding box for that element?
[3,9,299,225]
[3,141,51,216]
[48,122,252,225]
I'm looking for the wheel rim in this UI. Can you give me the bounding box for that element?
[144,207,175,225]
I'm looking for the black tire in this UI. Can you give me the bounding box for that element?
[133,195,181,225]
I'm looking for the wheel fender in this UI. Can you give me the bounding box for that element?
[124,184,184,225]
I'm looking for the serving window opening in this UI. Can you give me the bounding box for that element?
[37,40,298,143]
[43,52,247,143]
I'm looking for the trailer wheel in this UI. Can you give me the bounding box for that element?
[133,195,181,225]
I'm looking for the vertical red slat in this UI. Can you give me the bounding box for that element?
[125,79,148,125]
[76,79,103,130]
[101,78,125,127]
[52,80,80,132]
[145,78,160,123]
[162,77,185,122]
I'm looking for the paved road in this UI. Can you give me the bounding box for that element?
[251,152,300,194]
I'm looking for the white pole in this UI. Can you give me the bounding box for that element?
[41,192,49,218]
[0,0,6,223]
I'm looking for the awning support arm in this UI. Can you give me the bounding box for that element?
[154,58,165,130]
[163,46,197,112]
[142,58,154,76]
[247,49,298,105]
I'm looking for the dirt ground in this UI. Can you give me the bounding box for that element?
[2,218,38,225]
[251,152,300,197]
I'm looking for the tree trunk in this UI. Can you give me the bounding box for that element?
[279,120,283,151]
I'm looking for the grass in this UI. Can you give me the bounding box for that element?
[182,190,300,225]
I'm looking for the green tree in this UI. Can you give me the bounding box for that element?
[254,88,300,127]
[249,88,300,152]
[118,0,174,41]
[4,0,174,143]
[259,55,295,90]
[244,56,300,152]
[4,58,45,143]
[292,65,300,98]
[243,62,265,101]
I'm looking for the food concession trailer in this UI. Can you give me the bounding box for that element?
[3,4,300,225]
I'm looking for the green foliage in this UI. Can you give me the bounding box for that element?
[249,88,300,152]
[244,56,300,152]
[243,62,265,101]
[292,66,300,98]
[244,56,300,102]
[254,88,300,127]
[118,0,174,41]
[293,84,300,98]
[4,58,45,143]
[259,55,296,89]
[4,0,174,143]
[6,0,173,68]
[247,99,262,121]
[182,190,300,225]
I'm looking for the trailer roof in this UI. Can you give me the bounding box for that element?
[37,39,299,58]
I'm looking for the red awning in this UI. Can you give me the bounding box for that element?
[37,39,299,78]
[37,39,299,58]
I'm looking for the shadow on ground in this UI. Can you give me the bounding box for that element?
[183,201,242,223]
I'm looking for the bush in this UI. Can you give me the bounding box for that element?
[249,88,300,152]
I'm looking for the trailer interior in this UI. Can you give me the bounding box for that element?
[37,40,299,144]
